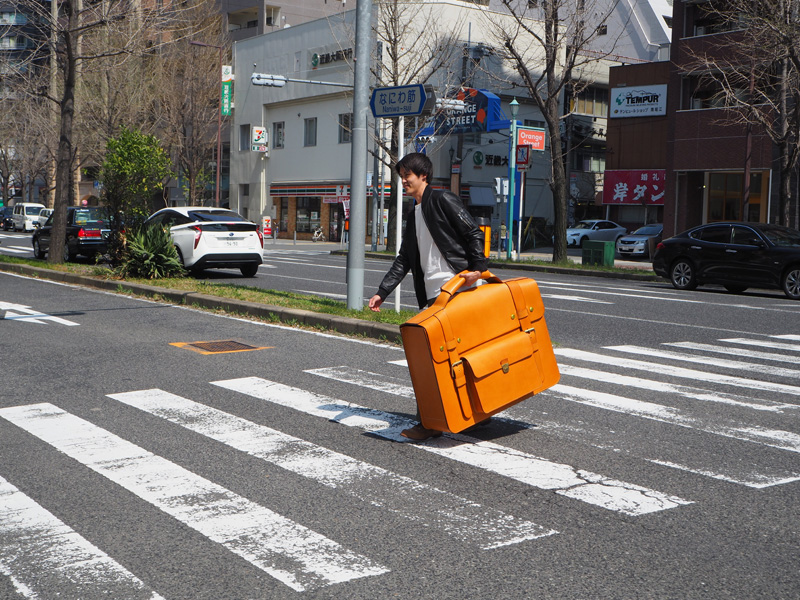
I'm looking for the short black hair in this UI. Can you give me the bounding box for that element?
[395,152,433,182]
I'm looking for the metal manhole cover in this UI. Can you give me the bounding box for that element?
[170,340,273,355]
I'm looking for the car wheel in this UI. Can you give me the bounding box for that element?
[670,259,698,290]
[62,241,77,262]
[782,266,800,300]
[724,284,748,294]
[579,236,588,248]
[240,264,259,278]
[33,239,46,259]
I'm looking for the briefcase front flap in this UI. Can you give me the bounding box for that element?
[461,332,534,380]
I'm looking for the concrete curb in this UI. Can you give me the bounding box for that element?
[0,263,403,344]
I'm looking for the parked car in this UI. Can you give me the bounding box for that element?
[11,202,45,232]
[652,222,800,300]
[565,220,627,247]
[1,206,13,231]
[32,206,111,261]
[616,223,663,258]
[35,208,53,228]
[144,207,263,277]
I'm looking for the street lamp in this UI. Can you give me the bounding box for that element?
[189,40,223,208]
[507,98,519,260]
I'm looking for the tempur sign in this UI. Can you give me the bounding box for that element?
[610,84,667,118]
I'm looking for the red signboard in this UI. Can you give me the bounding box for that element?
[516,127,545,151]
[602,169,666,205]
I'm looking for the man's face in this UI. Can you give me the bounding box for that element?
[399,169,427,200]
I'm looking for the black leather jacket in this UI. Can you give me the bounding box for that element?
[375,185,487,309]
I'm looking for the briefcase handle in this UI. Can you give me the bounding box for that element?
[434,270,502,308]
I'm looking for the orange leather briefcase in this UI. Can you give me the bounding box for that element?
[400,271,559,434]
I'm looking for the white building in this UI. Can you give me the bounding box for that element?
[228,0,672,244]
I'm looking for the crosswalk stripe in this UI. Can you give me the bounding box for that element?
[0,403,387,592]
[107,389,555,549]
[606,345,800,380]
[555,348,800,397]
[0,475,164,600]
[558,364,794,412]
[664,341,800,364]
[548,384,800,453]
[719,337,800,352]
[213,376,691,516]
[774,334,800,341]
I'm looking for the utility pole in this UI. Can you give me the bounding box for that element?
[345,0,373,310]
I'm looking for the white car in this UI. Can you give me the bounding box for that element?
[36,208,53,228]
[565,219,627,247]
[144,207,263,277]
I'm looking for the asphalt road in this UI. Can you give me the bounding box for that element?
[1,237,799,599]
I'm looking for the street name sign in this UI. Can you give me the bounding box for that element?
[370,84,427,118]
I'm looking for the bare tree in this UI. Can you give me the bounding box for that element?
[482,0,623,262]
[18,0,204,264]
[154,7,229,206]
[682,0,800,228]
[370,0,465,251]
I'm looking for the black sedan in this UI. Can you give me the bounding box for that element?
[1,206,13,231]
[652,222,800,300]
[32,206,111,262]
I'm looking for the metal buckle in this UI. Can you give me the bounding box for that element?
[450,359,463,379]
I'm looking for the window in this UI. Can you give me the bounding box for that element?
[239,124,250,151]
[304,118,317,147]
[708,173,742,221]
[295,197,321,232]
[527,0,538,7]
[731,226,762,246]
[273,122,285,149]
[239,183,250,198]
[338,113,353,144]
[694,225,731,244]
[280,198,289,232]
[570,86,608,117]
[597,24,608,36]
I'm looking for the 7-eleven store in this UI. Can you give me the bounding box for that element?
[271,183,392,243]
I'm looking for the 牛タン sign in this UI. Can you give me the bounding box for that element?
[370,84,427,118]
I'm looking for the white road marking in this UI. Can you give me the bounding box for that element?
[0,301,80,325]
[558,363,794,412]
[107,389,555,549]
[547,384,800,454]
[0,476,164,600]
[645,460,800,489]
[664,341,800,364]
[605,345,800,380]
[541,294,614,304]
[719,337,800,352]
[555,348,800,397]
[0,403,388,592]
[212,377,691,516]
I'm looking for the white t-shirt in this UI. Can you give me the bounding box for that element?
[415,203,480,302]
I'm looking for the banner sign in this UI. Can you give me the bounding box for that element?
[221,65,233,116]
[602,169,666,205]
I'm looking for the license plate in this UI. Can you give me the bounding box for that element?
[225,240,240,247]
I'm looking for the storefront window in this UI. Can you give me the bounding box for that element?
[708,172,742,221]
[295,197,321,232]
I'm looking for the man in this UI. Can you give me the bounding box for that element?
[368,152,488,441]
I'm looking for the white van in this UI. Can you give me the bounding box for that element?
[12,203,45,232]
